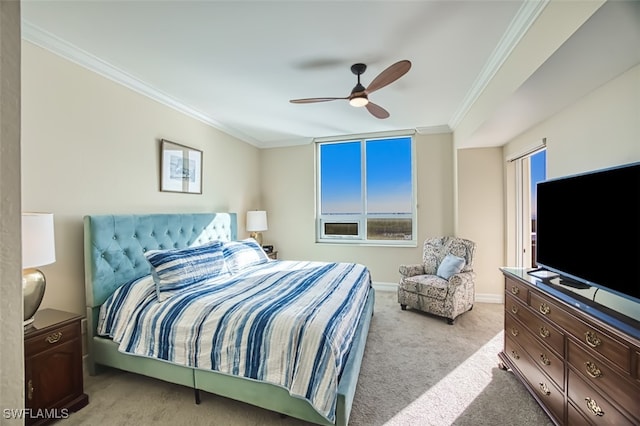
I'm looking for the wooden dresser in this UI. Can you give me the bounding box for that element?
[24,309,89,425]
[499,268,640,425]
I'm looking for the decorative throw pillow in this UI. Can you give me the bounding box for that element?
[436,253,466,280]
[222,238,270,274]
[145,240,227,301]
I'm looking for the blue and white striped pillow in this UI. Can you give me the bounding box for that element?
[222,238,270,274]
[145,240,228,301]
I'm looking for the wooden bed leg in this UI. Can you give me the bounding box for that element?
[194,388,201,405]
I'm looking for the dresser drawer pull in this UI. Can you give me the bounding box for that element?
[539,353,550,366]
[46,331,63,344]
[27,379,34,400]
[539,382,550,396]
[510,327,519,337]
[585,397,605,417]
[510,350,520,360]
[510,305,518,314]
[584,331,602,348]
[539,303,550,315]
[539,326,550,338]
[510,286,519,295]
[585,361,603,379]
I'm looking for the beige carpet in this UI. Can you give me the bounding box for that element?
[62,291,552,426]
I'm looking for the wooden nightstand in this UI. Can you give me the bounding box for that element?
[24,309,89,425]
[267,251,278,260]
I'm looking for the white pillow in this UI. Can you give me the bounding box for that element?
[222,238,270,274]
[436,254,466,279]
[145,240,227,301]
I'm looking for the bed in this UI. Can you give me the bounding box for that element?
[83,213,375,425]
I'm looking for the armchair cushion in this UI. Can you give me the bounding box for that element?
[399,275,449,301]
[436,254,466,279]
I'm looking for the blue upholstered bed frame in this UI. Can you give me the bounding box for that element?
[83,213,374,426]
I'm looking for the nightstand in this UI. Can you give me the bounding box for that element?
[267,251,278,260]
[24,309,89,425]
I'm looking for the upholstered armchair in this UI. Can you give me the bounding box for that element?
[398,237,476,324]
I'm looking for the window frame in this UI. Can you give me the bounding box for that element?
[315,132,417,246]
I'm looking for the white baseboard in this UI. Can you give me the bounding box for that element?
[373,281,503,304]
[372,281,398,292]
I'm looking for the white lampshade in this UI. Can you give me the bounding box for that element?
[22,213,56,268]
[246,210,268,232]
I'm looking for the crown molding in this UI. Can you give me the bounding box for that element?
[415,125,452,135]
[448,0,549,130]
[21,20,262,148]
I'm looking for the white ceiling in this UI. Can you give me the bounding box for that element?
[20,1,640,149]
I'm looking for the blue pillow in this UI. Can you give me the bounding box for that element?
[222,238,270,274]
[436,253,466,280]
[145,240,228,301]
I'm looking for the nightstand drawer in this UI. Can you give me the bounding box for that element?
[25,322,80,357]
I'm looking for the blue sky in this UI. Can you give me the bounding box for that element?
[320,137,412,214]
[531,150,546,218]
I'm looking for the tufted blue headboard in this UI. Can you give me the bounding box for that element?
[83,213,237,310]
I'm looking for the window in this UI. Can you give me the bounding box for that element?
[317,134,416,245]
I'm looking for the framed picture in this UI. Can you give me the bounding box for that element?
[160,139,202,194]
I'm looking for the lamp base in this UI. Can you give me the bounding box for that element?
[23,268,46,326]
[249,231,263,246]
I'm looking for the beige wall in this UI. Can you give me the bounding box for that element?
[21,42,261,316]
[503,64,640,268]
[457,148,504,301]
[1,0,25,417]
[260,132,458,288]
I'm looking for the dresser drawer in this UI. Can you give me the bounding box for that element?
[568,369,636,426]
[568,400,592,426]
[568,340,639,420]
[529,291,631,373]
[505,276,528,304]
[505,336,565,424]
[506,293,564,356]
[506,313,564,390]
[25,321,80,357]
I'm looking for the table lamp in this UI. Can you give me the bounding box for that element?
[22,213,56,328]
[246,210,268,246]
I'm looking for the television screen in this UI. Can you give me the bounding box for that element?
[536,162,640,302]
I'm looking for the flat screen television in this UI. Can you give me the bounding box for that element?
[535,161,640,303]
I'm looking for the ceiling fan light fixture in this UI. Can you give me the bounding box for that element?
[349,95,369,107]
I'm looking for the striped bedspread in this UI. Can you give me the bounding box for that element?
[98,260,372,422]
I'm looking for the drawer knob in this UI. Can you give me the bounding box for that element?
[511,286,519,295]
[539,303,550,315]
[510,327,519,337]
[585,397,605,417]
[510,350,520,360]
[27,379,34,400]
[46,331,63,344]
[585,361,603,379]
[584,331,602,348]
[539,326,550,338]
[539,382,550,396]
[511,305,518,314]
[539,353,551,366]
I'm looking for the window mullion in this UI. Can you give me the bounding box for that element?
[361,139,367,240]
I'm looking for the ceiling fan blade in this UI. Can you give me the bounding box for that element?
[289,97,347,104]
[365,102,390,119]
[365,60,412,94]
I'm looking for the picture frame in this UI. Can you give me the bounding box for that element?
[160,139,202,194]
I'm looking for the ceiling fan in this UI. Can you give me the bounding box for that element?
[289,60,412,119]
